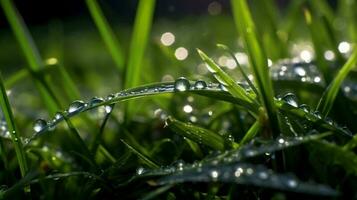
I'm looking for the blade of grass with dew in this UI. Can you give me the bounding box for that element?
[230,0,280,137]
[86,0,125,72]
[165,116,237,151]
[0,0,59,114]
[124,0,155,117]
[0,73,28,177]
[217,44,259,97]
[317,47,357,117]
[197,49,256,104]
[157,162,337,196]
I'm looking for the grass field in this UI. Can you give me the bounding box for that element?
[0,0,357,199]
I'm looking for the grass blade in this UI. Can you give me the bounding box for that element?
[0,0,59,114]
[197,49,255,104]
[86,0,125,72]
[239,120,261,145]
[158,162,337,196]
[0,73,28,177]
[124,0,155,117]
[230,0,279,137]
[317,47,357,117]
[166,116,235,151]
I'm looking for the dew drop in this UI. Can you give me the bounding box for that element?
[54,112,63,120]
[68,100,85,113]
[90,97,104,106]
[282,93,298,107]
[194,80,207,89]
[33,119,47,133]
[105,105,113,113]
[287,179,298,188]
[136,167,145,175]
[174,77,190,92]
[210,170,219,180]
[299,104,310,113]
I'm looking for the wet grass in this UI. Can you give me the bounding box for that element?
[0,0,357,199]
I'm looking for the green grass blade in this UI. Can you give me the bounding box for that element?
[0,73,28,177]
[197,49,255,104]
[166,116,235,151]
[86,0,125,72]
[124,0,155,118]
[230,0,279,137]
[124,0,155,89]
[0,0,59,114]
[317,47,357,117]
[239,120,261,146]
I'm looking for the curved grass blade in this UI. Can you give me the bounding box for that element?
[230,0,279,137]
[166,116,235,151]
[27,81,351,143]
[158,162,337,196]
[317,47,357,117]
[0,73,28,177]
[197,49,255,104]
[27,81,256,141]
[85,0,124,72]
[202,132,331,165]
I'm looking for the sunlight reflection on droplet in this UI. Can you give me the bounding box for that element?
[338,41,351,54]
[175,47,188,60]
[160,32,175,46]
[268,59,273,67]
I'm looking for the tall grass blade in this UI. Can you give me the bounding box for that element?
[317,48,357,117]
[0,0,59,114]
[86,0,125,72]
[230,0,279,137]
[124,0,155,116]
[0,73,28,177]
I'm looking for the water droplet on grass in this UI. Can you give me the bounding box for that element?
[282,93,298,107]
[174,77,190,92]
[33,119,47,133]
[194,80,207,89]
[68,100,86,114]
[90,97,104,106]
[299,104,310,112]
[105,105,113,113]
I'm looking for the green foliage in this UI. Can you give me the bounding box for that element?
[0,0,357,199]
